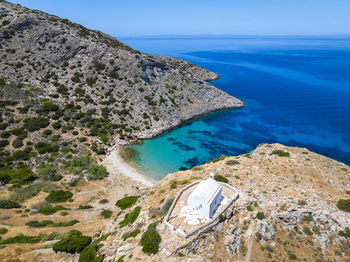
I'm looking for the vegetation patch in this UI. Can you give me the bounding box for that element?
[25,220,79,228]
[0,228,8,234]
[100,210,112,219]
[256,212,265,220]
[225,159,240,165]
[77,205,93,210]
[115,195,140,210]
[270,150,290,157]
[161,197,174,216]
[45,190,73,203]
[338,227,350,238]
[140,222,161,254]
[38,205,69,215]
[53,230,91,254]
[78,233,110,262]
[123,229,141,241]
[0,233,45,244]
[119,206,141,228]
[214,174,228,183]
[0,199,20,209]
[337,199,350,213]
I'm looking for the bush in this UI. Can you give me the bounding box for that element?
[161,198,174,216]
[9,180,58,202]
[170,180,177,189]
[46,190,73,203]
[337,199,350,213]
[0,200,21,209]
[37,164,62,181]
[0,131,11,139]
[256,212,265,220]
[0,228,8,234]
[119,206,141,228]
[38,205,69,215]
[8,168,37,186]
[286,250,297,260]
[53,231,91,254]
[123,229,141,241]
[86,164,108,180]
[78,233,110,262]
[77,205,93,210]
[0,233,44,244]
[42,129,52,136]
[101,209,112,219]
[140,222,161,254]
[115,195,140,210]
[24,117,49,132]
[270,150,290,157]
[225,159,240,165]
[35,142,59,154]
[214,174,228,183]
[52,121,62,129]
[25,220,79,228]
[338,227,350,238]
[0,139,9,148]
[12,139,24,148]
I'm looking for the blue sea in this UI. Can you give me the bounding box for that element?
[121,36,350,180]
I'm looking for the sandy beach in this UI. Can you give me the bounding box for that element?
[103,145,157,187]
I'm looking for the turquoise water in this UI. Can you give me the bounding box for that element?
[121,36,350,180]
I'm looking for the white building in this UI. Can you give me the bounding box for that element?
[187,174,224,218]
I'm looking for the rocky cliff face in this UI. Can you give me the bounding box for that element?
[0,1,243,143]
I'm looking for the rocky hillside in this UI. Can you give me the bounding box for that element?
[99,143,350,262]
[0,0,243,143]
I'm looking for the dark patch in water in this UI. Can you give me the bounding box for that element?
[167,137,175,141]
[184,156,201,167]
[187,130,212,136]
[172,142,196,151]
[179,166,188,171]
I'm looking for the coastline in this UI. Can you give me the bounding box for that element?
[103,144,157,187]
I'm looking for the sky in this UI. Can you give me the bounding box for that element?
[8,0,350,37]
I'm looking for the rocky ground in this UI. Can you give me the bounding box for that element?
[99,143,350,262]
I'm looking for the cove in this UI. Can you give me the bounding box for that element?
[121,36,350,180]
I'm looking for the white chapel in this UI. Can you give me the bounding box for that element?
[187,174,224,218]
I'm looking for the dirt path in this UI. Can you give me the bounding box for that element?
[244,223,255,262]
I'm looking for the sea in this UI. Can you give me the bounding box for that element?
[120,36,350,180]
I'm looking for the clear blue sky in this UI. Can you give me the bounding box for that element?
[8,0,350,37]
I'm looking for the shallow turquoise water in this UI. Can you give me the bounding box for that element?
[122,36,350,180]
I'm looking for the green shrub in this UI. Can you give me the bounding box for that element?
[256,212,265,220]
[42,129,52,136]
[35,142,59,154]
[24,117,49,132]
[79,233,111,262]
[123,229,141,241]
[46,190,73,203]
[12,139,24,148]
[338,227,350,238]
[225,159,240,165]
[38,205,69,215]
[77,205,93,210]
[101,210,112,219]
[270,150,290,157]
[37,164,61,181]
[0,233,45,244]
[116,255,126,262]
[119,206,141,228]
[52,121,62,129]
[9,180,58,202]
[286,250,297,260]
[161,197,174,216]
[86,164,108,180]
[115,195,140,210]
[0,139,9,148]
[214,174,228,183]
[0,131,11,138]
[53,230,91,254]
[8,168,36,186]
[0,199,20,209]
[25,220,79,228]
[0,228,8,234]
[337,199,350,212]
[303,226,313,235]
[170,180,177,189]
[140,222,161,254]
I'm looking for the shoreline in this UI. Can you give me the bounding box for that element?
[103,145,157,187]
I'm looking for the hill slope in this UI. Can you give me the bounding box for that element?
[0,0,243,143]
